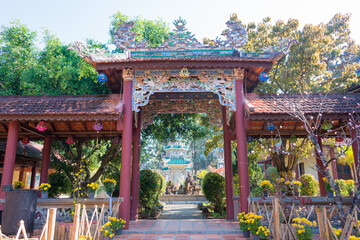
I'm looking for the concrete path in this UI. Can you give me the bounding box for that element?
[160,204,204,219]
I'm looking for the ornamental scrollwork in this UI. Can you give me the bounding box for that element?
[132,69,236,112]
[142,99,222,128]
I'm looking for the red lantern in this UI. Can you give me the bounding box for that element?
[21,137,30,145]
[36,121,47,131]
[66,136,74,145]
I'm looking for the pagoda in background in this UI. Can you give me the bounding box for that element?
[161,138,192,185]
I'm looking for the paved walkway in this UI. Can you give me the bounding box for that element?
[160,204,204,219]
[114,219,245,240]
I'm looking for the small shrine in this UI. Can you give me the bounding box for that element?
[161,138,191,185]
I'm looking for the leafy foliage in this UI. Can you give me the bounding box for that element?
[48,172,72,197]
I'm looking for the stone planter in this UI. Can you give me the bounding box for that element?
[252,234,260,240]
[327,191,334,198]
[89,192,95,198]
[115,228,123,235]
[243,230,250,238]
[41,192,48,199]
[263,191,269,197]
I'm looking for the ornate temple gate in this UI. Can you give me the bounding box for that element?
[71,16,295,228]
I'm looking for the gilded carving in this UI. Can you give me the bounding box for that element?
[233,68,244,80]
[132,69,236,112]
[122,69,134,81]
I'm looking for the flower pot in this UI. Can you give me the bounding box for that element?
[41,192,48,199]
[348,191,354,197]
[89,192,95,198]
[115,228,123,235]
[327,191,334,198]
[263,191,269,197]
[243,230,250,238]
[294,191,300,197]
[252,234,260,240]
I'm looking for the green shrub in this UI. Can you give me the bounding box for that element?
[48,172,72,198]
[335,179,348,196]
[202,172,225,214]
[139,170,164,213]
[265,167,279,183]
[299,174,319,196]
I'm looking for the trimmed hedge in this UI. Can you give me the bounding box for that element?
[202,172,225,213]
[139,170,164,213]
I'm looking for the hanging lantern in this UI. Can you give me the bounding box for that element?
[113,137,120,145]
[246,136,254,143]
[321,120,333,131]
[21,136,30,145]
[259,72,269,82]
[97,73,107,83]
[36,121,47,131]
[265,121,276,131]
[93,121,103,133]
[335,137,344,143]
[65,136,74,146]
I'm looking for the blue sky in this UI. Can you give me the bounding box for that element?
[1,0,360,46]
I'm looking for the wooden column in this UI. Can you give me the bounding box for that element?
[18,167,25,182]
[40,136,52,184]
[0,121,20,200]
[130,110,142,221]
[234,68,250,213]
[329,147,338,180]
[119,69,134,229]
[222,106,234,220]
[351,127,359,181]
[294,164,299,179]
[315,136,326,196]
[30,164,37,189]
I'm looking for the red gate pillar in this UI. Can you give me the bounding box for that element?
[222,106,234,220]
[40,136,52,184]
[351,128,359,181]
[315,136,326,196]
[130,111,142,221]
[0,121,20,199]
[30,164,37,189]
[234,68,250,213]
[18,167,25,182]
[119,69,134,229]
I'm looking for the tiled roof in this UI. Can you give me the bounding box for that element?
[165,158,190,165]
[0,141,42,160]
[246,93,360,119]
[0,94,121,121]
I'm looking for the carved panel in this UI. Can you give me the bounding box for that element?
[133,69,236,111]
[142,99,222,128]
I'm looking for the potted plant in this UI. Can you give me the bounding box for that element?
[247,212,262,236]
[101,216,126,239]
[345,180,355,196]
[39,183,51,198]
[14,181,24,190]
[292,217,316,240]
[237,212,250,237]
[292,180,302,196]
[322,177,334,198]
[86,182,98,198]
[261,180,272,197]
[102,178,117,197]
[256,225,271,240]
[299,174,319,196]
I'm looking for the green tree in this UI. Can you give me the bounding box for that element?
[241,13,359,93]
[0,21,37,95]
[109,11,169,47]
